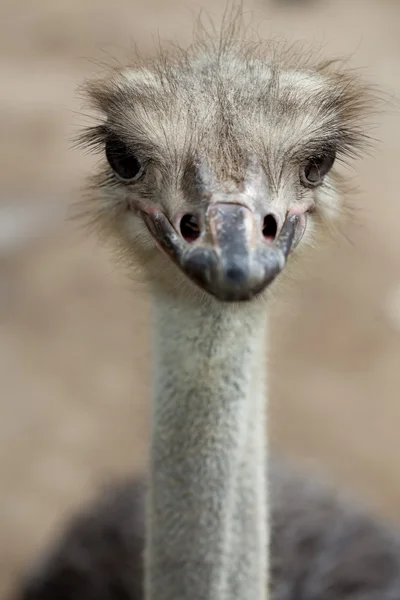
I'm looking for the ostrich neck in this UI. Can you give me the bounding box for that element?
[145,291,269,600]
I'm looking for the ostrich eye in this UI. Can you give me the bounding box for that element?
[301,152,335,188]
[105,134,144,181]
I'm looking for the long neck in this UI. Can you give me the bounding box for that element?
[145,291,269,600]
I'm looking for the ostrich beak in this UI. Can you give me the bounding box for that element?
[143,204,298,302]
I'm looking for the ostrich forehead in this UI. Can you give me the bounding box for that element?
[84,45,370,181]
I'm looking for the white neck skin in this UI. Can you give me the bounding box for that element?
[145,288,269,600]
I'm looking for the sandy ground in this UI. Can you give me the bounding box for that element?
[1,0,400,596]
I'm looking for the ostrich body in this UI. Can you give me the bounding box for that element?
[14,14,377,600]
[15,458,400,600]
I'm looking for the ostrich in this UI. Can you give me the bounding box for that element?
[11,11,396,600]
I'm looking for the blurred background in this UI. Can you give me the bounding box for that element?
[0,0,400,596]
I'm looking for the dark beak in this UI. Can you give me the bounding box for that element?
[143,203,298,302]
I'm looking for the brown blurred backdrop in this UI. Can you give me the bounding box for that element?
[0,0,400,596]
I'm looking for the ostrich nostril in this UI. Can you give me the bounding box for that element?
[180,214,201,243]
[262,214,278,242]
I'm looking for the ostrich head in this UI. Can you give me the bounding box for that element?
[80,23,372,303]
